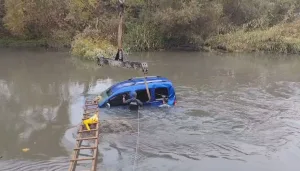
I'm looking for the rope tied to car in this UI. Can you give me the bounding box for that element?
[141,62,151,102]
[132,110,140,171]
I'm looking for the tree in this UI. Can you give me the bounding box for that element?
[3,0,68,38]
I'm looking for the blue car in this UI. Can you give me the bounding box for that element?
[97,76,176,108]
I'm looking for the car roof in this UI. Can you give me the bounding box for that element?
[109,76,173,95]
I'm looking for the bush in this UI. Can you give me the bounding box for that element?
[124,21,163,51]
[153,0,224,48]
[71,29,117,60]
[206,20,300,53]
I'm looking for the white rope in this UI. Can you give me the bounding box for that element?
[132,111,140,171]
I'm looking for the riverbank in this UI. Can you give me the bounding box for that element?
[1,20,300,57]
[0,37,71,49]
[1,0,299,58]
[206,20,300,54]
[0,38,48,48]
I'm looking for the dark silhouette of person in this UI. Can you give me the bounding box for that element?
[122,92,143,110]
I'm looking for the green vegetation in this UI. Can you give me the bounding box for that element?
[71,29,117,60]
[207,21,300,53]
[1,0,300,58]
[0,38,47,47]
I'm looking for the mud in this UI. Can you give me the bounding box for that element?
[100,120,134,133]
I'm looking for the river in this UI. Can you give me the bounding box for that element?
[0,48,300,171]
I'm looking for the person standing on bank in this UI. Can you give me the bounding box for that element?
[123,92,143,110]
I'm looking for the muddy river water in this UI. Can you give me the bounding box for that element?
[0,48,300,171]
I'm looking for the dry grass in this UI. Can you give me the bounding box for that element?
[206,20,300,54]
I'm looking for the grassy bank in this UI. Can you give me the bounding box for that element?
[206,20,300,54]
[0,38,48,47]
[2,19,300,56]
[0,37,72,49]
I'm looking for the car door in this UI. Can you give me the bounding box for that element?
[151,86,169,106]
[107,92,130,107]
[135,88,152,106]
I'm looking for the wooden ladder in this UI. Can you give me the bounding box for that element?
[68,97,100,171]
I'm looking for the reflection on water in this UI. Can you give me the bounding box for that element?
[0,48,300,171]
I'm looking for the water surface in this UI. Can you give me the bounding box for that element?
[0,48,300,171]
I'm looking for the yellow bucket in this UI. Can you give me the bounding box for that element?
[83,113,99,131]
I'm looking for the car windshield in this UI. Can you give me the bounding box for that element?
[98,87,112,104]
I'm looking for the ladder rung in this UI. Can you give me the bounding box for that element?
[84,108,98,110]
[85,99,95,101]
[84,110,98,115]
[83,113,97,116]
[85,105,98,108]
[85,101,95,104]
[84,109,98,112]
[85,99,93,101]
[85,98,96,100]
[83,114,92,117]
[74,146,97,150]
[82,117,100,121]
[85,105,97,108]
[85,106,98,110]
[82,115,98,119]
[70,157,94,161]
[76,137,98,141]
[85,105,98,107]
[83,114,96,117]
[85,103,98,106]
[80,123,98,127]
[78,129,98,133]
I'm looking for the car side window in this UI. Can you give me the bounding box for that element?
[109,92,130,106]
[155,87,168,100]
[136,89,151,102]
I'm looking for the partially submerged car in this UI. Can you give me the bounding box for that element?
[97,76,176,108]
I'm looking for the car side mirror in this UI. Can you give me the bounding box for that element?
[106,103,110,109]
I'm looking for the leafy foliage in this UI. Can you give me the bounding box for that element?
[0,0,300,54]
[71,28,117,60]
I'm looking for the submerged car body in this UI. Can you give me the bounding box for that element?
[98,76,176,108]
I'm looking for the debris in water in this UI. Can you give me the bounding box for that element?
[22,148,30,152]
[78,119,133,140]
[100,120,133,133]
